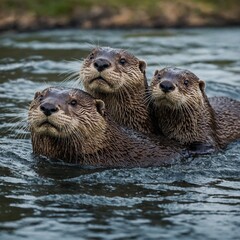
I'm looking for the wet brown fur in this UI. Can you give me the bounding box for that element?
[79,47,154,134]
[28,87,187,168]
[150,67,240,151]
[209,97,240,148]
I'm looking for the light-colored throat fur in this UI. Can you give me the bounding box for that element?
[31,127,110,157]
[32,122,124,164]
[156,96,217,146]
[31,121,143,167]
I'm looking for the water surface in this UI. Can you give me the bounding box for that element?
[0,28,240,240]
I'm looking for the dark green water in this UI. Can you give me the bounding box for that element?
[0,28,240,240]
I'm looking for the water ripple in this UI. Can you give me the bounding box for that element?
[0,28,240,240]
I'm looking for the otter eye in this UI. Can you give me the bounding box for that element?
[70,100,77,106]
[184,79,189,86]
[119,58,127,65]
[89,53,94,60]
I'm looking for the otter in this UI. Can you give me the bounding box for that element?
[79,47,155,134]
[28,87,187,168]
[150,67,240,153]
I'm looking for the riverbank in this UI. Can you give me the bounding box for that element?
[0,0,240,32]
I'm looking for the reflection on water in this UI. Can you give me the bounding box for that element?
[0,28,240,240]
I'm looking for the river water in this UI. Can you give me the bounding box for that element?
[0,28,240,240]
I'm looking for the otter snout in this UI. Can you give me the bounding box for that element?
[94,58,111,72]
[40,103,59,116]
[159,80,175,93]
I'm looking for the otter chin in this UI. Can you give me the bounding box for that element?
[150,67,240,153]
[28,87,187,168]
[35,120,60,136]
[79,47,155,134]
[152,88,184,108]
[84,71,119,94]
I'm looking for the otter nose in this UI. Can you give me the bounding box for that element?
[94,58,111,72]
[40,103,58,116]
[159,80,175,93]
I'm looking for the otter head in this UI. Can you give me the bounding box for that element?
[150,67,206,109]
[79,47,147,94]
[28,87,107,149]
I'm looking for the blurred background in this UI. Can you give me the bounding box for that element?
[0,0,240,32]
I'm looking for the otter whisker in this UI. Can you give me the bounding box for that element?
[5,113,29,139]
[142,93,153,108]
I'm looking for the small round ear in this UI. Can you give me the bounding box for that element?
[95,99,106,116]
[139,60,147,73]
[34,91,41,99]
[154,70,159,76]
[199,80,206,92]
